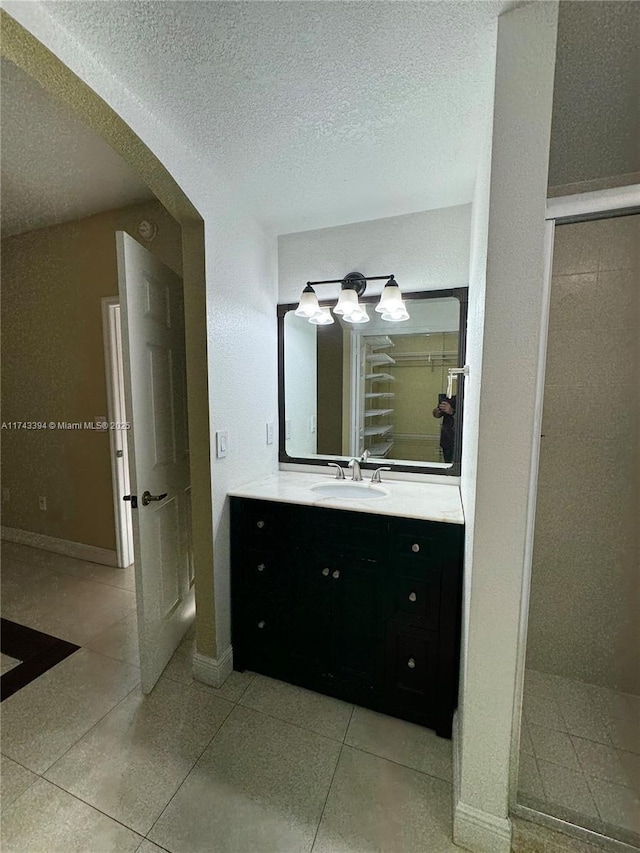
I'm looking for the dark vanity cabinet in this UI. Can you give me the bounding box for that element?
[230,497,464,737]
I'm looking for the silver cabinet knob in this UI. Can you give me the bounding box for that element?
[407,657,416,669]
[257,520,265,529]
[408,591,417,602]
[257,620,265,629]
[322,567,330,576]
[411,543,420,553]
[257,563,265,572]
[332,570,340,579]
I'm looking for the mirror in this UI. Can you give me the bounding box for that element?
[278,289,467,474]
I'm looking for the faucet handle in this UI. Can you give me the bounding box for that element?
[327,463,345,480]
[371,467,391,484]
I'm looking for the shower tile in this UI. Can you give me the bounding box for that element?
[598,217,640,272]
[617,750,640,793]
[552,221,600,276]
[520,719,534,756]
[560,703,611,746]
[524,670,559,703]
[588,777,640,835]
[548,273,598,332]
[537,760,599,818]
[589,685,638,722]
[530,725,578,770]
[572,737,628,786]
[596,270,638,330]
[523,696,566,732]
[551,677,595,708]
[518,753,544,801]
[606,717,640,755]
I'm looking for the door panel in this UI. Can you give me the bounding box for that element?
[116,231,192,692]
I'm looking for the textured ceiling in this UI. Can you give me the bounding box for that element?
[1,58,154,237]
[38,0,507,234]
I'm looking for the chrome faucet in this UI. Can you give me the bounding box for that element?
[348,458,363,481]
[327,463,345,480]
[371,467,391,484]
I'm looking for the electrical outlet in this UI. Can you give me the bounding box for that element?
[309,415,316,434]
[2,487,9,503]
[285,420,292,439]
[266,422,274,445]
[38,495,47,511]
[215,430,228,459]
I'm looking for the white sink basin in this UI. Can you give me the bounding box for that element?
[311,481,388,500]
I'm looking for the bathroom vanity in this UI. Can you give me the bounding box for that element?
[229,473,464,737]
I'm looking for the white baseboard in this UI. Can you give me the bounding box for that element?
[454,801,512,853]
[452,710,461,804]
[452,713,512,853]
[192,646,233,689]
[1,526,118,567]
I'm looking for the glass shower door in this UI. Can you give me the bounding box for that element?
[516,212,639,846]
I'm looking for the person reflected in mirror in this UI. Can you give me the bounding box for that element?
[432,395,456,463]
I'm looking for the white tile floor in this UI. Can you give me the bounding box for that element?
[518,668,640,846]
[1,543,459,852]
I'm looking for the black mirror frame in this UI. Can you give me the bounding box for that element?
[277,287,468,476]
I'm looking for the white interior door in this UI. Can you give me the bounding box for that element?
[116,231,193,693]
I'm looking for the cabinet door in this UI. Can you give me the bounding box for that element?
[287,548,331,679]
[329,555,383,693]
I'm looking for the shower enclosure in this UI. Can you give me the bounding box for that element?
[513,186,639,849]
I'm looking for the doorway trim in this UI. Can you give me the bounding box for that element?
[1,10,218,658]
[101,297,134,570]
[509,182,640,845]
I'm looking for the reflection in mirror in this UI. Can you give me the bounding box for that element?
[282,294,464,469]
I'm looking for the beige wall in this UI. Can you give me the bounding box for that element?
[1,200,182,551]
[526,214,640,694]
[549,1,640,189]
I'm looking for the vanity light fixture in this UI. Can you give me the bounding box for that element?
[295,271,410,325]
[294,284,321,318]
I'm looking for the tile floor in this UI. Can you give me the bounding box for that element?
[1,542,459,852]
[518,668,640,847]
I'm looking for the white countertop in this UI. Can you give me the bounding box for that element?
[227,471,464,525]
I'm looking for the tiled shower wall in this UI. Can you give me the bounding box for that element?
[526,214,639,695]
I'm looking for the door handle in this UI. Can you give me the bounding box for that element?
[141,490,168,507]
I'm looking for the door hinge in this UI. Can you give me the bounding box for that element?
[123,494,138,509]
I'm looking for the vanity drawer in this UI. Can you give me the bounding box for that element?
[237,598,291,675]
[388,519,461,578]
[238,548,282,595]
[385,622,438,717]
[238,499,279,546]
[391,574,440,629]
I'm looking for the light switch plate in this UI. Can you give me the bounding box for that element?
[266,422,274,445]
[215,430,228,459]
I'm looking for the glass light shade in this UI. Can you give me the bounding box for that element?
[381,307,410,322]
[333,288,360,316]
[309,307,334,325]
[343,305,370,323]
[295,286,320,318]
[375,282,404,314]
